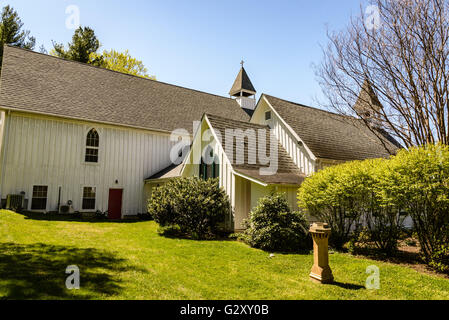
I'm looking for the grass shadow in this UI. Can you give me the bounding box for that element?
[330,281,365,291]
[0,242,141,300]
[156,225,235,242]
[19,211,145,224]
[348,247,449,279]
[348,246,421,264]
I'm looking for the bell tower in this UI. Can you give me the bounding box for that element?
[230,61,257,117]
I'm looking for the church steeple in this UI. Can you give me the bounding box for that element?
[354,79,383,127]
[230,61,257,115]
[354,80,382,115]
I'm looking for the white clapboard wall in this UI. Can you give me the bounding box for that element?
[0,112,178,216]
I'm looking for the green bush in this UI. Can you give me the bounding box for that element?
[428,243,449,274]
[381,144,449,263]
[298,159,404,252]
[298,160,372,249]
[148,177,230,239]
[366,161,405,254]
[241,193,310,252]
[298,143,449,270]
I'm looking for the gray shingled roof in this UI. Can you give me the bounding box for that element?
[206,114,305,185]
[263,95,400,161]
[0,45,250,134]
[229,67,256,97]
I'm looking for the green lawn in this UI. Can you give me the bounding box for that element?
[1,210,448,300]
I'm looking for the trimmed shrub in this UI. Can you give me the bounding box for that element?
[298,159,404,252]
[381,144,449,263]
[148,177,230,239]
[366,160,405,254]
[241,193,310,252]
[299,143,449,269]
[298,160,372,249]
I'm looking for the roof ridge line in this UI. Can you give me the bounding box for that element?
[205,113,268,128]
[4,44,236,102]
[263,93,357,119]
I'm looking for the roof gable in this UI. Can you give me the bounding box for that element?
[0,46,250,134]
[263,95,400,161]
[205,114,305,185]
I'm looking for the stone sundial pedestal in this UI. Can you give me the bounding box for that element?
[309,222,334,284]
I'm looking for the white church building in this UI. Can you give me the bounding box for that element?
[0,45,399,230]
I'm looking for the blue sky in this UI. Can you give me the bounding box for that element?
[5,0,366,106]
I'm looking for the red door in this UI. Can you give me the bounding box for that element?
[108,189,123,220]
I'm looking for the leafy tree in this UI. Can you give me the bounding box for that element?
[51,26,102,65]
[0,5,36,72]
[92,49,155,79]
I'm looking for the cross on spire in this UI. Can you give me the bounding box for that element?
[240,60,245,68]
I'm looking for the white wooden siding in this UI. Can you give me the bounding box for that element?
[182,115,305,231]
[0,112,177,216]
[0,111,6,166]
[276,186,299,211]
[182,117,237,230]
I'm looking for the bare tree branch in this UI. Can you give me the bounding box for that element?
[316,0,449,148]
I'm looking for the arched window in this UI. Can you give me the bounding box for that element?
[85,129,99,163]
[199,147,220,180]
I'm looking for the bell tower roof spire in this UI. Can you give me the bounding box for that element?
[229,62,256,97]
[354,79,382,116]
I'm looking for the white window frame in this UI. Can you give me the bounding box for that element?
[82,186,97,211]
[85,128,100,164]
[31,185,49,211]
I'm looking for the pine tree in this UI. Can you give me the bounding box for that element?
[52,26,101,64]
[0,5,36,72]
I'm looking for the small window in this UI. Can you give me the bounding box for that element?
[85,129,99,163]
[82,187,96,210]
[265,111,272,121]
[32,186,48,210]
